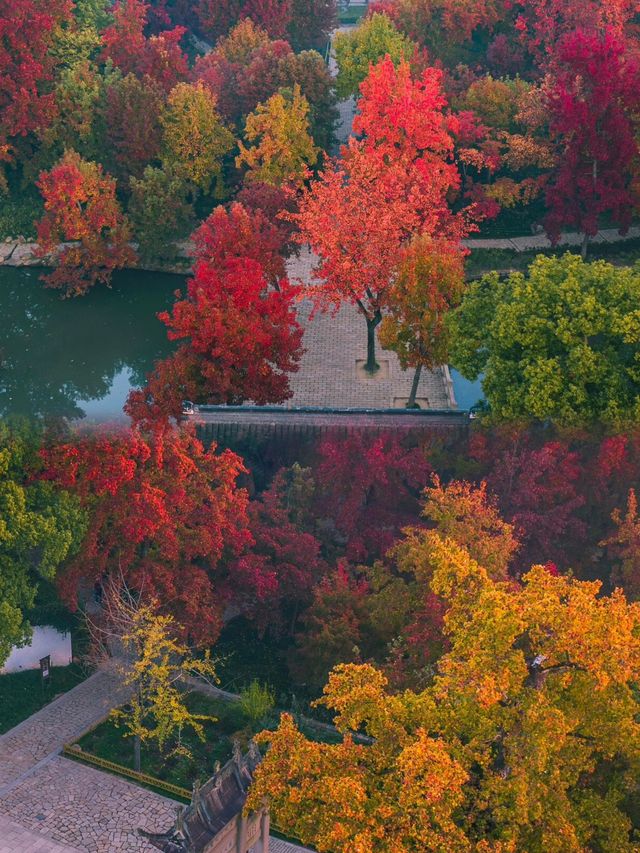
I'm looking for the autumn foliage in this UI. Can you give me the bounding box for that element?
[126,250,303,424]
[41,426,251,644]
[36,150,136,296]
[248,536,640,852]
[0,0,72,182]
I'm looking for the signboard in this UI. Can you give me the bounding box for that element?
[40,654,51,687]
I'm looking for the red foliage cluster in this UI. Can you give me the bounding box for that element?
[196,0,292,41]
[235,181,299,260]
[544,29,640,244]
[232,466,328,634]
[41,427,251,644]
[126,221,304,425]
[314,433,432,562]
[193,202,288,284]
[101,0,188,92]
[469,430,586,572]
[36,151,136,296]
[0,0,72,156]
[103,75,165,181]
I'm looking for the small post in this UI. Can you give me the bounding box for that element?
[260,804,270,853]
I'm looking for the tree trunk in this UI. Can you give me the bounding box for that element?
[407,364,422,408]
[581,231,589,261]
[365,313,382,374]
[134,734,141,773]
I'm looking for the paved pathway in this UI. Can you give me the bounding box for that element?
[0,670,315,852]
[284,248,454,410]
[0,814,81,852]
[463,225,640,251]
[0,669,129,794]
[0,756,176,853]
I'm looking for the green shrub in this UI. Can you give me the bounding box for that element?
[239,680,275,725]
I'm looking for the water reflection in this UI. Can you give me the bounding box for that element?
[0,267,181,420]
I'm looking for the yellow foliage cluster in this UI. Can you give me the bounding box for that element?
[236,84,318,188]
[248,532,640,852]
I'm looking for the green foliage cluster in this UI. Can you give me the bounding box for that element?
[450,253,640,427]
[334,13,418,98]
[0,420,87,666]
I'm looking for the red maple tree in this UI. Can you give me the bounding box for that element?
[0,0,72,174]
[544,29,640,256]
[314,433,432,562]
[103,74,165,181]
[40,427,251,645]
[470,430,587,572]
[101,0,188,92]
[193,203,288,285]
[126,256,304,424]
[295,57,467,372]
[232,465,328,635]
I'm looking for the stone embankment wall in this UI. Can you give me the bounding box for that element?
[0,236,192,275]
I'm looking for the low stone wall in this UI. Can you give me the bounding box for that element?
[0,237,192,275]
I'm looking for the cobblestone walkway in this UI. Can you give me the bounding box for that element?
[0,756,176,852]
[0,669,129,793]
[0,670,314,852]
[0,814,81,852]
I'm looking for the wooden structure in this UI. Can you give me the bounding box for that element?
[139,741,269,853]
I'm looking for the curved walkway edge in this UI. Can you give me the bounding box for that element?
[462,225,640,252]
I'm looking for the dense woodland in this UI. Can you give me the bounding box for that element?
[2,0,640,850]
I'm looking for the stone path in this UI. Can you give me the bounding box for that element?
[0,814,81,852]
[0,669,129,794]
[0,670,315,852]
[463,225,640,251]
[0,756,176,853]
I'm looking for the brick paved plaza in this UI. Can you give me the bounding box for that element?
[284,249,455,411]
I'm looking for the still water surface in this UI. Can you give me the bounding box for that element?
[1,266,181,421]
[1,266,484,421]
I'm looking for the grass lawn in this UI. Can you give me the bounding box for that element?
[0,664,88,735]
[339,5,367,24]
[74,689,343,795]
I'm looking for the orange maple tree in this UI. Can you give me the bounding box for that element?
[295,57,469,372]
[36,150,136,296]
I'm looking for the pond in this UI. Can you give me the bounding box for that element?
[0,265,181,421]
[450,368,485,410]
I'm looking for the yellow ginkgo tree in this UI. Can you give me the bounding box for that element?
[236,84,318,188]
[247,533,640,853]
[91,577,219,772]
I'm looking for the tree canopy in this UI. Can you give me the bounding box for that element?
[248,534,640,852]
[0,420,86,666]
[448,254,640,427]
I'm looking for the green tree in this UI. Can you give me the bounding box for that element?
[239,680,276,725]
[237,85,319,187]
[334,13,418,99]
[379,235,466,408]
[448,253,640,427]
[161,81,235,197]
[128,166,194,262]
[0,420,87,666]
[40,60,103,165]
